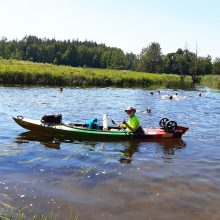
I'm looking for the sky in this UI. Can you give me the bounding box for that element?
[1,0,220,58]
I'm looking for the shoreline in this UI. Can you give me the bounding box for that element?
[0,59,219,89]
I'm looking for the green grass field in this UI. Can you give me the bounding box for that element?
[1,59,218,88]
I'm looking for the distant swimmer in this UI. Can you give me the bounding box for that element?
[147,108,151,113]
[59,87,63,92]
[173,93,179,99]
[143,107,152,114]
[158,90,161,95]
[199,93,202,97]
[150,92,154,96]
[161,94,184,100]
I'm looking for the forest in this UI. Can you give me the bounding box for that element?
[0,35,220,81]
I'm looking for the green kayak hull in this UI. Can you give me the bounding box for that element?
[12,116,188,141]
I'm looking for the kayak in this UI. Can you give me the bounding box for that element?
[12,116,189,141]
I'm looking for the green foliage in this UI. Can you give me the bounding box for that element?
[162,49,195,75]
[0,59,192,88]
[213,57,220,75]
[196,56,212,75]
[137,42,162,73]
[200,75,220,88]
[125,52,137,70]
[62,45,78,66]
[0,36,218,81]
[0,35,133,70]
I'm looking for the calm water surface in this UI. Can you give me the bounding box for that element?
[0,86,220,220]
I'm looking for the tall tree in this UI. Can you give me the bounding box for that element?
[62,45,78,66]
[110,49,126,69]
[137,42,162,73]
[125,52,137,70]
[196,55,212,75]
[212,57,220,75]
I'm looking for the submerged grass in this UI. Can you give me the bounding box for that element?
[0,59,193,88]
[0,208,79,220]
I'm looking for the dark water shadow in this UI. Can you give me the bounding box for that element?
[14,131,62,149]
[157,139,187,162]
[119,141,140,164]
[157,138,186,150]
[14,131,187,164]
[119,139,186,164]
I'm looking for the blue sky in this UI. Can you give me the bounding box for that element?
[1,0,220,58]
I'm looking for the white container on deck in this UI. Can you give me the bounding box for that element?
[102,114,108,130]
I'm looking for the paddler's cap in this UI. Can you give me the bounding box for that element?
[125,107,136,113]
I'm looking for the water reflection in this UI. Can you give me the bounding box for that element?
[119,141,140,164]
[15,131,186,164]
[119,139,186,164]
[1,86,220,219]
[158,139,186,152]
[158,139,186,163]
[15,131,61,149]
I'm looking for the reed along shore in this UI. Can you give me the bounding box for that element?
[2,59,217,88]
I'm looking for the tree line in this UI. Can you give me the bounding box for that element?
[0,35,219,79]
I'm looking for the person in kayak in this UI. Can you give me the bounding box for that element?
[119,107,142,132]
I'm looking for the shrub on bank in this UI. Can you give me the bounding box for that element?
[200,75,220,89]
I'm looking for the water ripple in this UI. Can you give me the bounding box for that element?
[0,86,220,219]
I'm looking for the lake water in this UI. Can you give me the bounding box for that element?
[0,86,220,220]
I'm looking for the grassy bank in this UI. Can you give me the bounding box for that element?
[0,59,192,88]
[200,75,220,89]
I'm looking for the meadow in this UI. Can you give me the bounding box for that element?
[0,59,193,88]
[0,59,219,89]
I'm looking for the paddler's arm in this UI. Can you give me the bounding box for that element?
[121,120,134,132]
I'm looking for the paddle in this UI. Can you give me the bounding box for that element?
[111,119,116,124]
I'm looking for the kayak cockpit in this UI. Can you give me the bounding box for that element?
[65,122,121,131]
